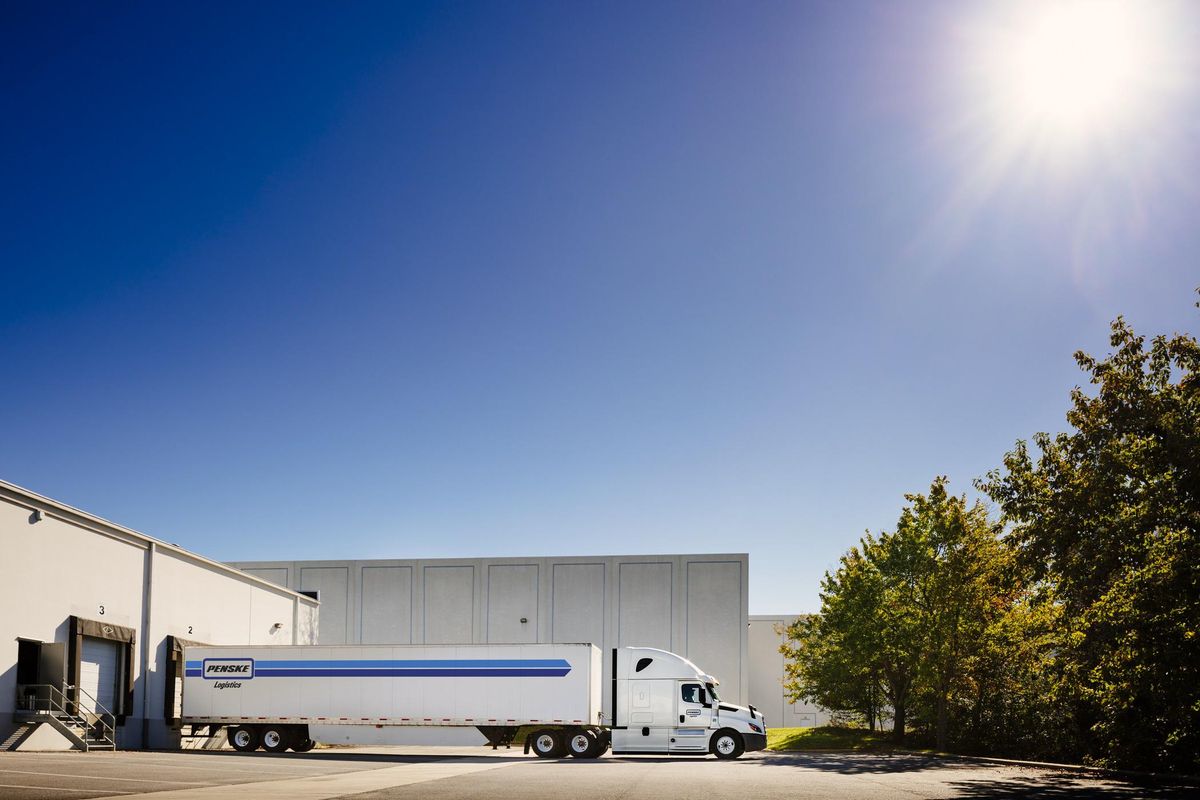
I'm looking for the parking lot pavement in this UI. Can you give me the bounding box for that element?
[0,748,1195,800]
[346,750,1200,800]
[0,747,455,800]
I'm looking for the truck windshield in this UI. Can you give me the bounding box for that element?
[706,682,720,701]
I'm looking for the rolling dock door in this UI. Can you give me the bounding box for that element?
[79,637,121,714]
[68,616,135,721]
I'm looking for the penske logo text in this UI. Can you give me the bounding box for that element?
[202,658,254,681]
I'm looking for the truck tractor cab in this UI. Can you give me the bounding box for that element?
[610,647,767,759]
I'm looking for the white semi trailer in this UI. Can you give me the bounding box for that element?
[181,643,766,759]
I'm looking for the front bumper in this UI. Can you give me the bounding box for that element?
[743,732,768,752]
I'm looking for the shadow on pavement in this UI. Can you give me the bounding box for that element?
[749,751,954,775]
[152,749,528,765]
[947,774,1197,799]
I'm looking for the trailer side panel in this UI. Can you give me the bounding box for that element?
[181,644,599,727]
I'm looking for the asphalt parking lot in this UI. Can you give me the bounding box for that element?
[0,747,1194,799]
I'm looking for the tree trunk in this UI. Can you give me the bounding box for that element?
[893,703,906,743]
[867,683,877,731]
[935,689,948,752]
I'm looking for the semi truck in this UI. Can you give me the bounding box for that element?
[181,643,767,759]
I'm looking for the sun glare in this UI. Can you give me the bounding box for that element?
[1006,4,1142,133]
[910,1,1195,270]
[978,0,1170,148]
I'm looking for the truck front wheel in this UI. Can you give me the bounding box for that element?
[229,726,260,752]
[531,729,567,758]
[711,729,745,760]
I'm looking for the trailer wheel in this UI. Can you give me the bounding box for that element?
[568,729,604,759]
[261,726,292,753]
[288,727,315,752]
[710,729,745,760]
[531,729,567,758]
[230,726,260,752]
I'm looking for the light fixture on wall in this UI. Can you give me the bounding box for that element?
[272,622,283,631]
[30,509,44,523]
[520,617,528,624]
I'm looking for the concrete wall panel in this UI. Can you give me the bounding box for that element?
[360,566,412,644]
[617,562,673,651]
[242,567,289,587]
[551,563,605,646]
[423,565,474,644]
[486,564,538,643]
[686,560,742,696]
[298,567,350,645]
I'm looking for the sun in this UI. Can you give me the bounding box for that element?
[910,1,1194,267]
[976,0,1168,147]
[1005,3,1143,133]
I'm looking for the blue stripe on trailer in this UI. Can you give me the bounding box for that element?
[253,659,570,669]
[255,667,570,677]
[183,658,572,678]
[186,659,569,669]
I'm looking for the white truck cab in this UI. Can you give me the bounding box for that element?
[608,647,767,758]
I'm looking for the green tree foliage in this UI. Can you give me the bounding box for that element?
[891,483,1010,752]
[978,313,1200,772]
[781,553,889,732]
[784,305,1199,771]
[783,479,1008,749]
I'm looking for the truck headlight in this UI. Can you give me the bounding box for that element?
[748,722,763,733]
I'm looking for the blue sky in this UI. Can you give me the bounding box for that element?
[2,1,1197,612]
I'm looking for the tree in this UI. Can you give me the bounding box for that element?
[883,480,1009,752]
[783,478,1007,748]
[978,310,1200,772]
[781,547,891,732]
[780,614,883,730]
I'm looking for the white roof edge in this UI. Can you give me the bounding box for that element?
[0,478,320,606]
[231,552,750,566]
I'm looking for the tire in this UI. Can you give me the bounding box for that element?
[229,726,260,752]
[711,729,745,760]
[291,738,316,753]
[530,729,567,759]
[567,729,604,759]
[287,727,313,751]
[261,726,291,753]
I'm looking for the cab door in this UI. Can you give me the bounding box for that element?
[670,682,713,752]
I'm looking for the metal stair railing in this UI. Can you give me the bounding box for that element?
[72,683,116,749]
[15,683,115,750]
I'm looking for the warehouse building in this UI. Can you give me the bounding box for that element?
[1,475,764,751]
[0,480,319,751]
[230,555,749,745]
